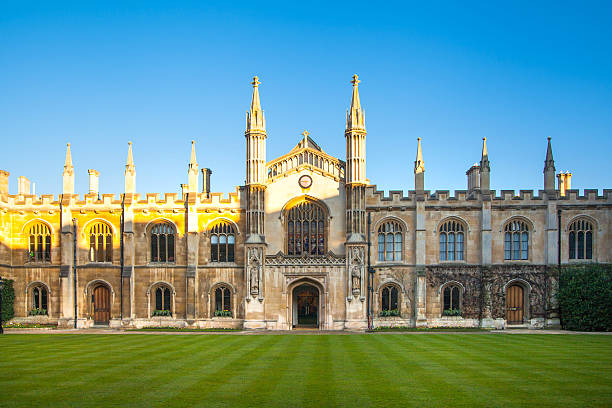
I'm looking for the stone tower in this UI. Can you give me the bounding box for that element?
[244,76,267,327]
[345,74,367,329]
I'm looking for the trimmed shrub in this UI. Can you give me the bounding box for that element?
[1,279,15,322]
[558,264,612,331]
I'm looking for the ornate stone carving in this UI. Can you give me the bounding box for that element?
[247,247,262,296]
[265,253,345,266]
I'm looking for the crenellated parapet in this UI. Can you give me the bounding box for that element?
[366,186,612,209]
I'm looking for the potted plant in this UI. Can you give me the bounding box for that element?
[152,309,171,317]
[380,309,400,317]
[214,310,232,317]
[442,308,462,317]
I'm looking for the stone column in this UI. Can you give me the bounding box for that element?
[59,196,74,327]
[345,243,367,330]
[414,199,427,327]
[185,193,199,321]
[122,195,135,321]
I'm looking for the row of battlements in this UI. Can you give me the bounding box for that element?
[0,189,242,209]
[366,186,612,206]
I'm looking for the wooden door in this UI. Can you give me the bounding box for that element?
[506,285,524,324]
[93,285,110,324]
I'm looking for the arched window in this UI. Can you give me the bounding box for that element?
[30,284,48,315]
[569,219,594,260]
[153,286,172,316]
[439,219,465,261]
[377,220,402,262]
[504,220,529,260]
[214,285,232,317]
[28,222,51,262]
[380,285,399,316]
[287,201,326,256]
[210,222,235,262]
[442,285,461,316]
[151,222,175,263]
[88,222,113,263]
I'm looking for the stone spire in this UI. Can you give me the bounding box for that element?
[544,137,556,192]
[414,138,425,193]
[124,141,136,194]
[246,76,266,132]
[479,137,490,192]
[62,143,74,195]
[188,140,198,193]
[346,74,365,131]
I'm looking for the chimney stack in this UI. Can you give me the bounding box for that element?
[18,176,30,195]
[88,169,100,196]
[181,183,189,198]
[558,171,572,196]
[466,163,480,192]
[0,170,9,196]
[201,168,212,196]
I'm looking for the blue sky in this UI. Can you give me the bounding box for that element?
[1,1,611,196]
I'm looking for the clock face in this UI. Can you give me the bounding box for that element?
[298,175,313,189]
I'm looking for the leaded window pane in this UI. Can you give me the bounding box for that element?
[443,287,450,310]
[504,232,511,260]
[440,234,447,261]
[457,232,464,261]
[521,232,528,260]
[41,288,47,311]
[390,287,398,310]
[163,288,171,312]
[578,231,584,259]
[156,288,163,310]
[448,233,455,261]
[569,231,576,259]
[586,231,592,259]
[451,287,460,310]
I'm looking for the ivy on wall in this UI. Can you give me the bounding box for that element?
[559,264,612,332]
[1,279,15,323]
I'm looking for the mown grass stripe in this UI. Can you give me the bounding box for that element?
[0,334,610,408]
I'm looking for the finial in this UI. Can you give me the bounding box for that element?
[67,143,70,147]
[418,137,421,141]
[351,74,360,86]
[128,141,132,146]
[252,76,260,87]
[302,130,310,138]
[548,136,551,141]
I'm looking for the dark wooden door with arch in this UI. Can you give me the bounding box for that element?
[93,285,111,324]
[506,284,524,324]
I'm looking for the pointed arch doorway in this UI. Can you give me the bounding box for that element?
[292,283,320,328]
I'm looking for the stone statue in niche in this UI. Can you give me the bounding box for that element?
[248,247,261,296]
[350,247,364,296]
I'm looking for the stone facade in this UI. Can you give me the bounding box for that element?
[0,76,610,330]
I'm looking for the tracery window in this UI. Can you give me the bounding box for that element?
[377,220,402,262]
[89,222,113,263]
[442,285,461,316]
[210,222,235,262]
[287,201,326,256]
[569,219,593,260]
[380,285,399,316]
[28,222,51,262]
[151,222,175,263]
[214,285,232,317]
[439,219,465,261]
[504,220,529,260]
[153,286,172,316]
[30,285,48,315]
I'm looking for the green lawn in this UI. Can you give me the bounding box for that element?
[1,334,611,407]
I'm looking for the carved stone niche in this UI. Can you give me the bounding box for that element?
[346,245,365,300]
[246,246,263,299]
